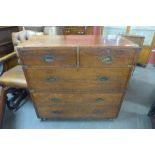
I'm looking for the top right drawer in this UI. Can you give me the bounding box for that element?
[80,47,136,67]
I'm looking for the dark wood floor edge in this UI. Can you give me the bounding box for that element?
[0,86,6,129]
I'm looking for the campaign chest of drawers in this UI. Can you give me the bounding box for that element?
[17,35,140,119]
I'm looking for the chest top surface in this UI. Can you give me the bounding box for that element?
[17,35,140,49]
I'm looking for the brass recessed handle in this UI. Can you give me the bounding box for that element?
[100,55,112,64]
[96,98,104,103]
[99,76,109,81]
[43,54,55,63]
[46,76,58,82]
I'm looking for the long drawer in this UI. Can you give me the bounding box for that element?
[19,47,135,67]
[31,92,124,107]
[36,105,119,119]
[25,67,130,81]
[24,68,130,92]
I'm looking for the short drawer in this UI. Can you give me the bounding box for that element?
[25,68,130,92]
[19,47,77,67]
[36,105,119,119]
[80,47,135,67]
[31,92,124,107]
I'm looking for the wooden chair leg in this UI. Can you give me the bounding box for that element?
[0,86,6,129]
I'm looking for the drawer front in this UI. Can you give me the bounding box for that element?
[80,47,135,67]
[25,68,130,92]
[25,68,130,81]
[37,105,119,119]
[19,47,77,67]
[29,82,126,92]
[31,92,124,106]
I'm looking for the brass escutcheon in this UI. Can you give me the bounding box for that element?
[99,76,109,81]
[96,98,104,103]
[46,76,58,82]
[100,55,112,64]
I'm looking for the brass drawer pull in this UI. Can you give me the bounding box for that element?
[46,76,58,82]
[50,97,61,102]
[100,55,112,64]
[96,98,104,103]
[51,110,63,114]
[99,76,109,81]
[43,54,55,63]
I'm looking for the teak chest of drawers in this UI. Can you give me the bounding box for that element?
[17,35,140,120]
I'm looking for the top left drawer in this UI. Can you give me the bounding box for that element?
[18,47,77,67]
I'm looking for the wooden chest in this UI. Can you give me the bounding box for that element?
[17,35,140,119]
